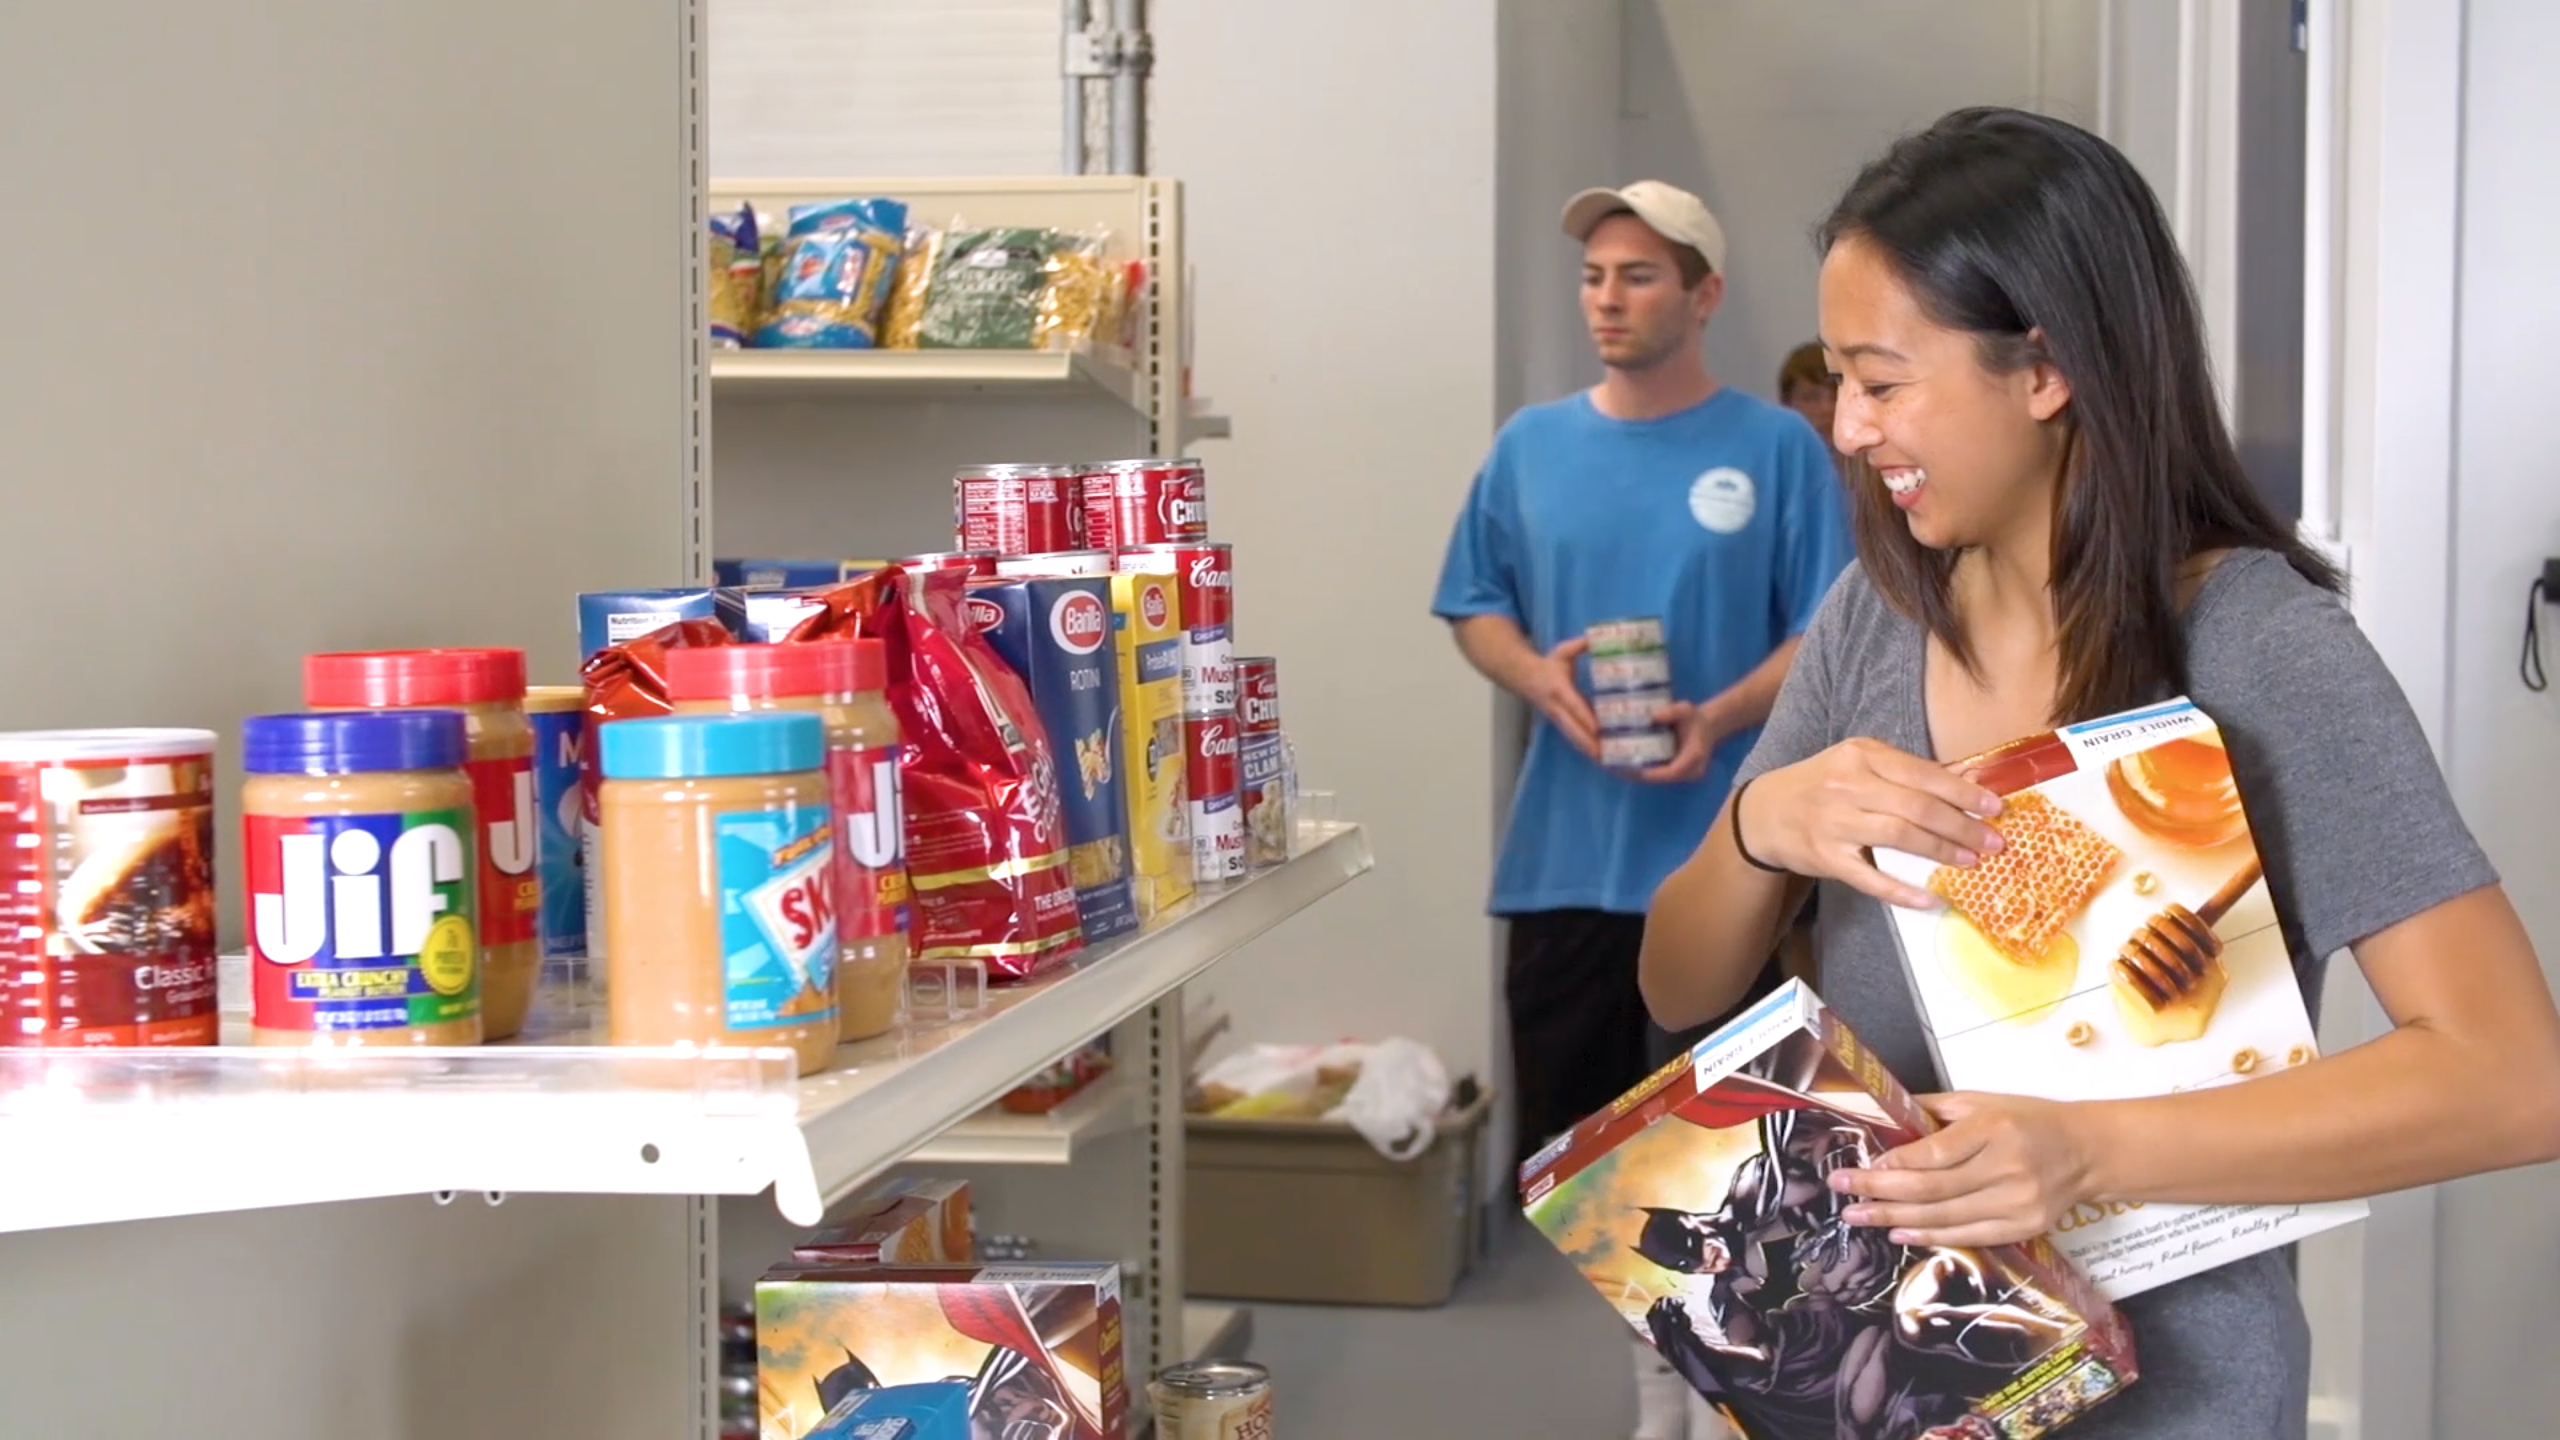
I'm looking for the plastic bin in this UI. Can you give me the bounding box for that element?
[1183,1084,1493,1307]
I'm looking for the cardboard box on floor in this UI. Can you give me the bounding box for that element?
[1185,1084,1493,1307]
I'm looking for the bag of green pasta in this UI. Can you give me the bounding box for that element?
[915,227,1056,350]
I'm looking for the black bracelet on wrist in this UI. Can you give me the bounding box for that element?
[1730,776,1790,875]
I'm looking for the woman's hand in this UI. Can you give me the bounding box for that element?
[1830,1093,2101,1249]
[1734,738,2007,908]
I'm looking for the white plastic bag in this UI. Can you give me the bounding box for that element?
[1324,1037,1452,1162]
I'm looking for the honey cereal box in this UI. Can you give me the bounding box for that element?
[1109,571,1192,921]
[757,1262,1127,1440]
[1523,980,2139,1440]
[1871,698,2365,1300]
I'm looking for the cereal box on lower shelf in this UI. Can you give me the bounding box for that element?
[792,1178,974,1266]
[1871,697,2366,1300]
[757,1263,1126,1440]
[1523,981,2138,1440]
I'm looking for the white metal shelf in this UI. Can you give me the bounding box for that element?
[709,345,1143,410]
[0,822,1370,1237]
[1184,1302,1254,1363]
[905,1069,1139,1166]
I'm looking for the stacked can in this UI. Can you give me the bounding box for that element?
[1116,540,1243,882]
[1081,457,1209,550]
[1588,617,1677,770]
[1236,657,1288,869]
[954,463,1083,554]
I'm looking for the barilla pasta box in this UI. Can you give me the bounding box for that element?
[969,577,1139,943]
[793,1178,974,1265]
[575,587,747,662]
[1522,980,2139,1440]
[1108,571,1192,921]
[1871,697,2365,1300]
[757,1263,1127,1440]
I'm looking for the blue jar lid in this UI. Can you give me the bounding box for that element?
[242,711,470,775]
[600,712,824,780]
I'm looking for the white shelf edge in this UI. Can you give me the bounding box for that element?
[0,823,1370,1235]
[709,346,1142,414]
[787,822,1373,1215]
[904,1069,1140,1166]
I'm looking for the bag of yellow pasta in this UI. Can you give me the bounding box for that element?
[754,197,910,349]
[1035,228,1116,352]
[879,225,942,350]
[707,206,761,349]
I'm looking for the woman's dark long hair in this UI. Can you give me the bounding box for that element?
[1819,107,2341,725]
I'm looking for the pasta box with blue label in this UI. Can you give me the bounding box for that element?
[576,587,747,662]
[967,576,1138,943]
[715,558,881,590]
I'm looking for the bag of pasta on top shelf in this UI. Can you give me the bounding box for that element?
[1035,227,1118,354]
[754,196,909,349]
[879,223,945,350]
[915,226,1056,350]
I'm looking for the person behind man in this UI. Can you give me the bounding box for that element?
[1430,181,1851,1440]
[1777,341,1840,451]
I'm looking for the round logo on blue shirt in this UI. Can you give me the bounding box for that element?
[1688,467,1757,534]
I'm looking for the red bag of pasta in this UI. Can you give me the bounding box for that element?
[788,566,1083,977]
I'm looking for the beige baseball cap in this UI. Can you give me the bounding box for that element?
[1561,181,1728,276]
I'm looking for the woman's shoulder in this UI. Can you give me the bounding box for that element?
[2184,548,2362,679]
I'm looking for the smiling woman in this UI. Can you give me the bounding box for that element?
[1638,108,2560,1440]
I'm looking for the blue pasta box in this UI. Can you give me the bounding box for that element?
[576,587,747,662]
[742,588,835,643]
[715,558,871,590]
[968,576,1139,942]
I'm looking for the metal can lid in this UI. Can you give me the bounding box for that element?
[1155,1360,1271,1398]
[955,462,1075,479]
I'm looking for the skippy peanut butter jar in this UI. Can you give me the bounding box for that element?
[241,712,482,1047]
[305,648,542,1039]
[664,640,909,1044]
[599,712,840,1075]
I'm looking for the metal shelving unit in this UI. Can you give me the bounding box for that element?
[709,345,1145,409]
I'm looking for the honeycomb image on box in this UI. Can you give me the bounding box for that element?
[1871,698,2366,1299]
[1523,982,2138,1440]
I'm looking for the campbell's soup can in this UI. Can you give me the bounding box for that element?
[1236,657,1279,735]
[1082,457,1209,549]
[1183,714,1246,882]
[995,548,1116,578]
[902,549,1002,579]
[955,464,1082,555]
[1152,1360,1274,1440]
[0,729,221,1047]
[1117,543,1235,715]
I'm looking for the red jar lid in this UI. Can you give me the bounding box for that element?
[665,640,886,701]
[305,648,528,707]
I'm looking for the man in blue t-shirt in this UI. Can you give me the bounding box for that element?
[1434,180,1850,1160]
[1436,184,1848,1438]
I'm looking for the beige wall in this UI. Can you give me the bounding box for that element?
[1148,0,1504,1094]
[1620,0,2102,401]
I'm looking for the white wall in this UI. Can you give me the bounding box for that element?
[2435,0,2560,1431]
[709,0,1065,177]
[1148,0,1503,1097]
[1619,0,2101,401]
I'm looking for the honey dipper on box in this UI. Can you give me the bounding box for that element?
[2112,857,2262,1046]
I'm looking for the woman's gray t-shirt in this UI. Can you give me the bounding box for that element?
[1732,548,2497,1439]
